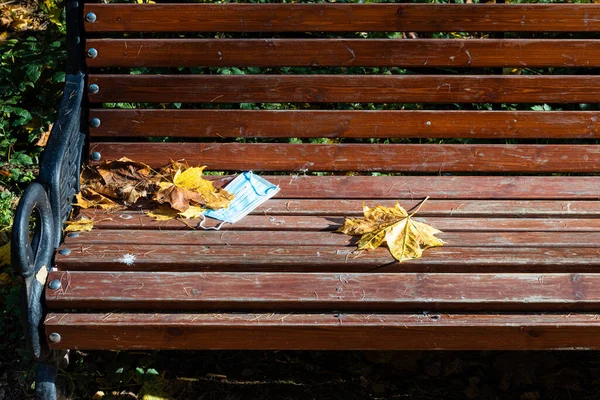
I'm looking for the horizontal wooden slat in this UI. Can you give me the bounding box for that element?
[63,230,600,249]
[54,244,600,273]
[89,143,600,173]
[45,312,600,350]
[83,4,600,33]
[79,212,600,233]
[74,175,600,200]
[72,199,600,219]
[87,75,600,104]
[45,272,600,312]
[88,110,600,139]
[86,39,600,68]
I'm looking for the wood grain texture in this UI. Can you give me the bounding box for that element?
[45,312,600,350]
[75,175,600,200]
[79,211,600,232]
[86,39,600,68]
[87,75,600,104]
[45,272,600,312]
[88,109,600,139]
[89,143,600,173]
[62,230,600,249]
[83,4,600,33]
[53,244,600,273]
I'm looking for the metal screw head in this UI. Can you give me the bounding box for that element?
[48,279,61,291]
[87,48,98,58]
[48,333,61,343]
[58,248,71,255]
[89,84,99,94]
[85,12,96,23]
[90,151,102,161]
[67,232,80,238]
[90,118,101,128]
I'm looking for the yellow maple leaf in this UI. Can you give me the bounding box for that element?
[154,163,233,212]
[0,240,10,267]
[146,204,179,221]
[65,217,94,232]
[178,205,205,219]
[338,198,444,263]
[74,188,121,210]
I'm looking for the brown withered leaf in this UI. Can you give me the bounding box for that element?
[338,198,444,263]
[153,164,233,212]
[95,157,157,204]
[65,217,94,232]
[74,188,122,210]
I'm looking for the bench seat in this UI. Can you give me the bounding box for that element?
[44,175,600,351]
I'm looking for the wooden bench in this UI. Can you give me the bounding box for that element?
[12,2,600,398]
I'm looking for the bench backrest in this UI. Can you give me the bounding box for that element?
[82,3,600,174]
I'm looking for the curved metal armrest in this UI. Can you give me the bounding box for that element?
[12,182,55,360]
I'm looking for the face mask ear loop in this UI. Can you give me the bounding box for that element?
[198,213,226,231]
[246,171,279,197]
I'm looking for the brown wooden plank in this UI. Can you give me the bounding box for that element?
[75,176,600,200]
[45,272,600,312]
[53,244,600,273]
[45,312,600,350]
[86,39,600,68]
[88,109,600,139]
[81,211,600,232]
[87,75,600,104]
[89,143,600,173]
[62,230,600,249]
[83,4,600,33]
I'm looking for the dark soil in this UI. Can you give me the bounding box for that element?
[4,350,600,399]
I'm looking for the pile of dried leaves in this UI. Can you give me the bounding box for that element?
[71,157,233,230]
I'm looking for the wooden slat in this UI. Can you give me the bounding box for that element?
[54,244,600,273]
[87,75,600,104]
[88,110,600,139]
[89,143,600,173]
[45,272,600,312]
[62,230,600,249]
[83,4,600,33]
[45,312,600,351]
[86,39,600,68]
[80,212,600,232]
[74,176,600,200]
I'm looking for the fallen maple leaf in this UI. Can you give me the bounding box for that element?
[65,217,94,232]
[95,157,157,204]
[154,164,233,212]
[146,204,179,221]
[74,188,122,210]
[338,198,444,263]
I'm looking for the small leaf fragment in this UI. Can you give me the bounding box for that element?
[146,204,179,221]
[65,217,94,232]
[178,205,205,219]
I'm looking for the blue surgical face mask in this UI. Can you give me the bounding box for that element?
[201,172,279,229]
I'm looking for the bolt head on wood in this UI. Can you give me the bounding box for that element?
[87,48,98,58]
[85,12,96,23]
[89,84,99,94]
[58,248,71,255]
[90,118,101,128]
[67,232,80,238]
[48,279,61,291]
[48,333,61,343]
[91,151,102,161]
